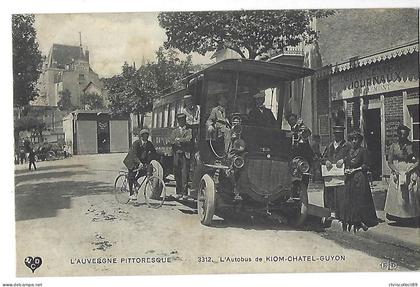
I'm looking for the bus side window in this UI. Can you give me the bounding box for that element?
[153,110,157,128]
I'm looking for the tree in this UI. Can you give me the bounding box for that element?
[14,116,46,143]
[158,10,334,60]
[12,14,43,108]
[80,92,104,110]
[104,62,157,126]
[57,89,75,111]
[150,47,193,93]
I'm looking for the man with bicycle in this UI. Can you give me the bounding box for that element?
[123,129,156,200]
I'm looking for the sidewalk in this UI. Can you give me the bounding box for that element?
[307,181,420,251]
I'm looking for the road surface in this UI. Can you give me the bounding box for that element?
[14,153,419,276]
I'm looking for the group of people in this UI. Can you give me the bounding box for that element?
[15,139,37,171]
[321,125,378,232]
[322,124,419,232]
[123,91,419,231]
[123,112,193,201]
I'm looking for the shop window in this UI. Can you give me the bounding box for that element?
[408,104,419,142]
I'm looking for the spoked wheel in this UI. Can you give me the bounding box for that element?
[114,174,130,204]
[143,175,166,208]
[290,181,308,227]
[46,151,56,161]
[197,174,216,226]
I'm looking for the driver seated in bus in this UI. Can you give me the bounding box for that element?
[247,91,276,127]
[206,94,231,155]
[123,129,156,200]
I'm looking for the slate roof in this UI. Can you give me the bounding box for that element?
[48,44,88,69]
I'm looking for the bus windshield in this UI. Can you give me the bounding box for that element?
[204,70,283,129]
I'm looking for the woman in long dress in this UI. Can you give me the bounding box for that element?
[384,124,420,225]
[341,131,379,232]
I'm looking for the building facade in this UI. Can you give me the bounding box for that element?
[36,43,105,107]
[313,9,419,180]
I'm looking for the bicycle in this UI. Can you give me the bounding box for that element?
[114,160,166,208]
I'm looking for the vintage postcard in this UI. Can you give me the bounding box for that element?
[5,3,420,286]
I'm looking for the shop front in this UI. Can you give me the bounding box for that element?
[325,41,419,180]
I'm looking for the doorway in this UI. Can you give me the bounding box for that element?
[97,119,110,154]
[364,108,382,180]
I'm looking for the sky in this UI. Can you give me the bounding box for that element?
[34,13,212,78]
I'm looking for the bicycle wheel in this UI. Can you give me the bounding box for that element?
[114,174,130,204]
[143,175,166,208]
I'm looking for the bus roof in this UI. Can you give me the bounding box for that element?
[154,88,186,108]
[186,58,315,81]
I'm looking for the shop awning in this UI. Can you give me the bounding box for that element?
[332,41,419,74]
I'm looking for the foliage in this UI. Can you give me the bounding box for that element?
[105,47,194,117]
[12,14,43,107]
[14,116,46,140]
[80,92,104,110]
[104,62,157,116]
[57,89,75,111]
[158,10,334,60]
[149,47,193,93]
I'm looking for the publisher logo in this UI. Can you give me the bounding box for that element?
[380,259,398,271]
[25,256,42,273]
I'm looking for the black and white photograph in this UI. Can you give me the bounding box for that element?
[2,1,420,286]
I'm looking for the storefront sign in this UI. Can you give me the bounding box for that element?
[330,54,419,100]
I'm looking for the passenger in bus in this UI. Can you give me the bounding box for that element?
[182,94,200,126]
[171,113,192,199]
[123,129,157,200]
[247,91,276,127]
[206,94,230,155]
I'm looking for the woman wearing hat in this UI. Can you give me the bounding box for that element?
[384,124,420,224]
[341,131,378,232]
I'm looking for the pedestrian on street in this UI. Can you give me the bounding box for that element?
[171,113,192,199]
[341,130,379,233]
[384,124,420,226]
[123,129,156,200]
[28,148,37,171]
[19,148,26,165]
[311,135,322,182]
[322,125,352,220]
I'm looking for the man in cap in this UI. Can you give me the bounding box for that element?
[206,94,230,154]
[321,125,352,218]
[287,113,312,141]
[287,113,314,165]
[248,92,276,127]
[171,113,192,199]
[182,94,200,126]
[123,128,157,200]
